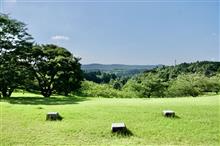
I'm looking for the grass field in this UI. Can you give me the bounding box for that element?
[1,93,220,145]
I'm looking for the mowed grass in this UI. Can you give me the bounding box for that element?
[1,93,220,145]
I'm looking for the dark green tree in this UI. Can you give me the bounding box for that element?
[29,44,83,97]
[54,57,83,96]
[0,14,33,98]
[84,71,117,84]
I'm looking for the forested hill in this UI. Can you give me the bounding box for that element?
[82,64,161,76]
[146,61,220,79]
[120,61,220,98]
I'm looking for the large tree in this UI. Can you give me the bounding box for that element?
[30,44,83,97]
[0,14,33,98]
[53,56,83,96]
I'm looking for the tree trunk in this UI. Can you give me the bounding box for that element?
[1,87,14,98]
[64,91,69,96]
[147,93,151,98]
[41,89,52,97]
[38,80,53,97]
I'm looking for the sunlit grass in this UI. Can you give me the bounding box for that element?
[1,93,220,145]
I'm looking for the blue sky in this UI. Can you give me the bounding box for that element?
[0,0,219,65]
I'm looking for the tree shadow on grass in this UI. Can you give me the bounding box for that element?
[164,115,181,119]
[111,128,133,137]
[173,115,181,119]
[2,95,88,105]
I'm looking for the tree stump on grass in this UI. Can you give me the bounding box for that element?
[111,123,126,132]
[46,112,63,121]
[163,110,175,117]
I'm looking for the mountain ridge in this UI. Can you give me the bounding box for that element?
[82,63,162,76]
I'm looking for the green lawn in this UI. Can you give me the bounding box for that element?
[1,93,220,145]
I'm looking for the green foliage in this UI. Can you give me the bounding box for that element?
[209,74,220,94]
[153,61,220,80]
[84,71,117,83]
[82,64,159,76]
[0,14,83,98]
[111,79,123,90]
[166,73,220,97]
[109,77,129,90]
[123,73,167,98]
[29,44,83,97]
[53,57,83,96]
[167,74,204,97]
[0,14,33,98]
[83,64,220,98]
[79,81,136,98]
[122,62,220,98]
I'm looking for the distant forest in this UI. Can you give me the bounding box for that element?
[82,64,161,76]
[83,61,220,83]
[81,61,220,98]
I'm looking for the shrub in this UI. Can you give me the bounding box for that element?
[79,81,136,98]
[167,74,207,97]
[123,73,167,98]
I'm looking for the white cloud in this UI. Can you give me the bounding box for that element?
[51,35,69,41]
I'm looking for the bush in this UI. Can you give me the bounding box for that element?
[167,74,208,97]
[80,73,220,98]
[79,81,136,98]
[208,74,220,94]
[123,73,167,98]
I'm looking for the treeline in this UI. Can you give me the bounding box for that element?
[80,61,220,98]
[0,14,83,98]
[84,71,117,84]
[82,64,159,76]
[148,61,220,80]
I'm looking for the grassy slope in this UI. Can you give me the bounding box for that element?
[1,93,220,145]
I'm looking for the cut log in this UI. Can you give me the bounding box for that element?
[46,112,62,121]
[163,110,175,117]
[111,123,126,132]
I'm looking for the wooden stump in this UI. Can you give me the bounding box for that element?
[46,112,62,121]
[111,123,126,132]
[163,110,175,117]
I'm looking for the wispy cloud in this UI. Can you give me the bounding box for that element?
[51,35,69,41]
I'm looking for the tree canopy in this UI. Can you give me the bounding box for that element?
[0,14,83,98]
[123,62,220,98]
[29,44,83,97]
[0,13,33,97]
